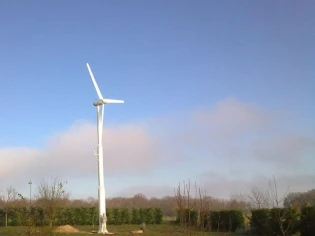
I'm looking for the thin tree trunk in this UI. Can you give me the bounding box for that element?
[5,211,7,227]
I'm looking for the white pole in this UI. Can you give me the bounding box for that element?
[96,105,108,234]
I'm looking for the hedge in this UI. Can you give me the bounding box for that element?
[250,207,300,236]
[0,207,163,226]
[175,208,244,232]
[175,208,199,226]
[210,210,244,232]
[299,205,315,236]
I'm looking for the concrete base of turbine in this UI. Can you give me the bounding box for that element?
[97,231,115,235]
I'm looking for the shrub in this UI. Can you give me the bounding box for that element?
[250,207,300,236]
[154,208,163,224]
[106,208,114,224]
[0,206,163,226]
[111,208,121,225]
[270,207,299,236]
[299,205,315,236]
[175,208,199,226]
[250,209,271,235]
[144,208,155,224]
[210,210,244,232]
[120,208,131,224]
[131,208,141,224]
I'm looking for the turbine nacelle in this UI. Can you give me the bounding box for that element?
[93,99,125,106]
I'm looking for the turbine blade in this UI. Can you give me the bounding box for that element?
[86,63,104,100]
[102,99,124,104]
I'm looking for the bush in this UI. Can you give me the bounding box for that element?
[0,206,163,226]
[144,208,155,224]
[175,208,199,226]
[154,208,163,224]
[210,210,244,232]
[131,208,141,224]
[175,208,244,232]
[111,208,121,225]
[120,208,131,224]
[270,207,299,236]
[299,205,315,236]
[250,209,271,235]
[250,207,299,236]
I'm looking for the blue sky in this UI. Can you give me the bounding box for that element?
[0,1,314,200]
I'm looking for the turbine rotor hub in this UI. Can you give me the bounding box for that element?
[93,100,104,106]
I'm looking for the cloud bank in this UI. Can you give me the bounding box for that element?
[1,98,314,199]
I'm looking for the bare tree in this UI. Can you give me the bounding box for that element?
[174,179,199,235]
[247,186,270,209]
[36,178,69,228]
[198,187,211,231]
[0,186,17,227]
[283,189,315,208]
[174,181,186,229]
[267,175,295,236]
[267,175,289,208]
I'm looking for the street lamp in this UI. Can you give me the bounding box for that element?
[28,181,32,207]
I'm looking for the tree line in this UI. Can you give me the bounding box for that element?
[1,176,315,235]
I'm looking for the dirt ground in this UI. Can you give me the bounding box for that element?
[54,225,91,234]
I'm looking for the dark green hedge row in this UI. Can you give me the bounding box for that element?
[250,205,315,236]
[0,207,163,226]
[299,205,315,236]
[175,208,244,232]
[131,208,163,224]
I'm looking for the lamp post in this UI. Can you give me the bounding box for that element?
[28,181,32,223]
[28,181,32,207]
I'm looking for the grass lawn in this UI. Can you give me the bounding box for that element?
[0,224,246,236]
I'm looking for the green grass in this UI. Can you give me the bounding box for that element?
[0,224,246,236]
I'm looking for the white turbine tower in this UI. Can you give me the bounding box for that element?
[86,63,124,234]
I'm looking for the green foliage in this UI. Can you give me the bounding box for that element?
[54,207,132,226]
[139,208,145,223]
[111,208,121,225]
[153,208,163,224]
[131,208,141,224]
[250,207,300,236]
[0,208,20,226]
[175,208,199,226]
[55,207,97,226]
[106,208,113,224]
[210,210,244,232]
[129,207,162,224]
[250,209,271,235]
[30,206,45,226]
[144,208,154,224]
[0,209,4,225]
[270,207,299,235]
[13,207,29,226]
[120,208,131,224]
[0,206,162,226]
[175,209,244,232]
[299,205,315,236]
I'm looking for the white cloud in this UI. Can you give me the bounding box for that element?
[115,185,175,199]
[0,147,40,182]
[42,122,159,175]
[252,133,315,166]
[0,97,314,199]
[193,97,269,140]
[198,171,315,200]
[0,121,159,192]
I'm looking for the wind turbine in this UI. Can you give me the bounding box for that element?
[86,63,124,234]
